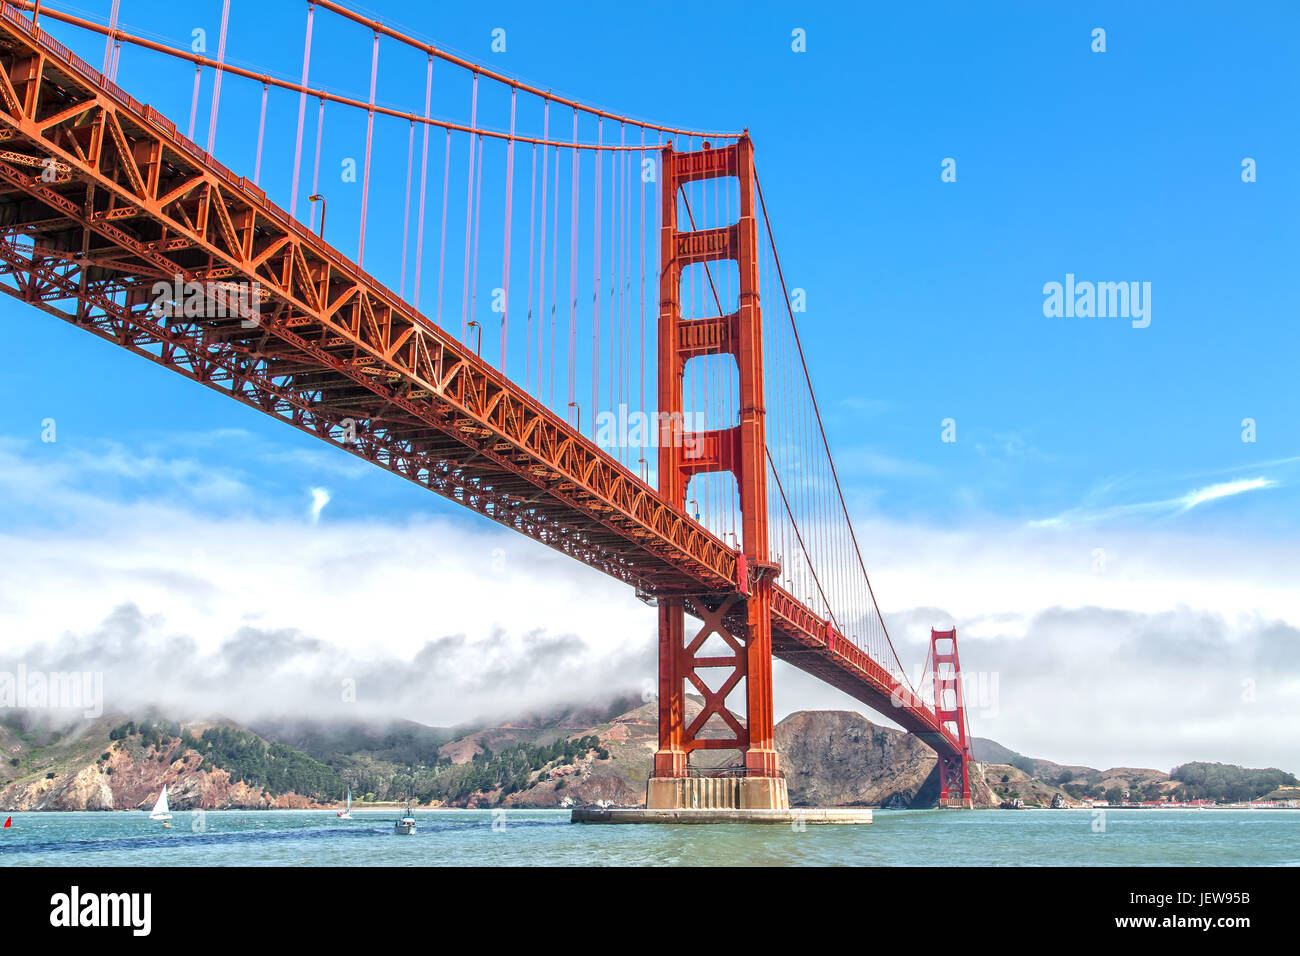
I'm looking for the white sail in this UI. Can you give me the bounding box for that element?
[149,785,171,820]
[345,788,351,811]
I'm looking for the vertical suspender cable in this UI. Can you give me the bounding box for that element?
[609,126,621,450]
[684,137,695,517]
[591,119,602,437]
[652,134,662,482]
[626,141,633,459]
[187,66,202,141]
[622,140,630,465]
[715,171,723,532]
[400,120,415,297]
[500,87,517,371]
[725,167,733,537]
[101,0,119,74]
[436,127,450,327]
[619,126,629,463]
[413,56,433,311]
[470,133,484,343]
[289,2,315,221]
[536,100,551,399]
[357,31,380,267]
[461,73,479,340]
[567,109,579,426]
[308,98,324,232]
[550,137,560,409]
[253,83,268,186]
[205,0,230,155]
[639,128,646,469]
[525,134,538,394]
[755,170,917,690]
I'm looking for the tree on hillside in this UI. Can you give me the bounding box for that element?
[1171,762,1297,802]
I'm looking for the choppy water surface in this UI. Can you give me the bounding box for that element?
[1,808,1295,866]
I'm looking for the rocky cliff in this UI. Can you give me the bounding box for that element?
[0,716,323,810]
[776,710,998,808]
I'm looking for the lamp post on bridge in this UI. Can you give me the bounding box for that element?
[308,193,326,238]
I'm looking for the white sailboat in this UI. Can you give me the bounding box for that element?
[336,788,352,819]
[148,785,172,823]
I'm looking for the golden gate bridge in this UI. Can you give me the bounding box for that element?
[0,0,973,811]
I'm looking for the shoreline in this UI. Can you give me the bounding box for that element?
[3,804,1297,813]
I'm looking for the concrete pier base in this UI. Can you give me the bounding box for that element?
[645,775,790,811]
[571,807,872,825]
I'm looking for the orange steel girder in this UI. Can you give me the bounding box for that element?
[653,137,777,778]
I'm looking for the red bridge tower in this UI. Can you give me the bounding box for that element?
[647,134,787,811]
[930,627,974,808]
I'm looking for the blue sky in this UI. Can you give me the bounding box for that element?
[5,0,1295,533]
[0,1,1297,768]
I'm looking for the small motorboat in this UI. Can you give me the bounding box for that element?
[394,804,416,835]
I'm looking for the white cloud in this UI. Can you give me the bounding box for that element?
[0,505,657,725]
[1029,475,1279,529]
[1177,477,1274,512]
[308,487,331,523]
[0,439,1296,773]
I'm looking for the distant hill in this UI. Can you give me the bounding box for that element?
[970,737,1024,767]
[0,714,330,810]
[2,706,1293,811]
[1168,762,1298,803]
[972,738,1296,805]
